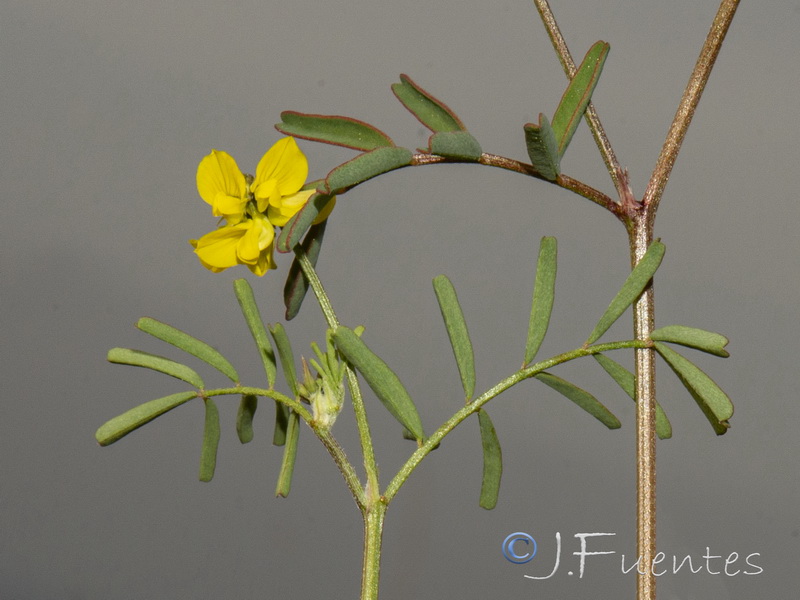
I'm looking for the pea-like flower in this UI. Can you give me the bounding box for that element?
[191,137,334,276]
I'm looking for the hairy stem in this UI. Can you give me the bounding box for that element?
[361,500,387,600]
[628,217,658,600]
[642,0,741,216]
[204,386,364,505]
[384,339,647,502]
[630,4,740,599]
[411,152,621,216]
[294,252,381,499]
[532,0,624,197]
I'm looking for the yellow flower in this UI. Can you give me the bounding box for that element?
[191,137,334,275]
[191,213,276,276]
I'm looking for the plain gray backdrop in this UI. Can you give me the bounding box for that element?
[2,0,798,598]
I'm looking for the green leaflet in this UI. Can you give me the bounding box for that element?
[324,147,414,195]
[283,221,328,321]
[275,410,301,497]
[233,279,287,445]
[332,327,425,441]
[551,41,610,157]
[269,323,299,397]
[477,409,502,510]
[236,394,258,444]
[524,237,557,365]
[428,131,482,160]
[272,402,289,447]
[592,353,672,439]
[586,240,666,344]
[199,397,221,482]
[276,111,394,151]
[523,115,560,181]
[107,348,204,389]
[432,275,475,401]
[650,325,729,358]
[95,391,197,446]
[233,279,277,388]
[654,342,733,435]
[535,372,621,429]
[136,317,238,383]
[277,193,334,254]
[392,74,466,132]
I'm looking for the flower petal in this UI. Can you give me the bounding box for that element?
[197,150,248,218]
[192,223,250,271]
[237,216,275,264]
[247,241,277,276]
[251,178,278,213]
[313,196,336,224]
[254,137,308,198]
[267,189,315,226]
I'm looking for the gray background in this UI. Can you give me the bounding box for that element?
[2,1,797,598]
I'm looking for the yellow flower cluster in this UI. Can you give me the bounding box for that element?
[191,137,334,276]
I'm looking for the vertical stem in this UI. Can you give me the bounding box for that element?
[294,248,388,600]
[361,499,387,600]
[295,250,381,498]
[629,213,657,600]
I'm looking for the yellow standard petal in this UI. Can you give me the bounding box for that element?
[253,137,308,202]
[196,150,248,221]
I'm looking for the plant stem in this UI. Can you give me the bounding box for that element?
[361,499,387,600]
[628,216,658,600]
[630,4,740,599]
[532,0,624,197]
[384,339,647,502]
[642,0,741,217]
[295,250,381,499]
[203,386,365,506]
[411,152,621,215]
